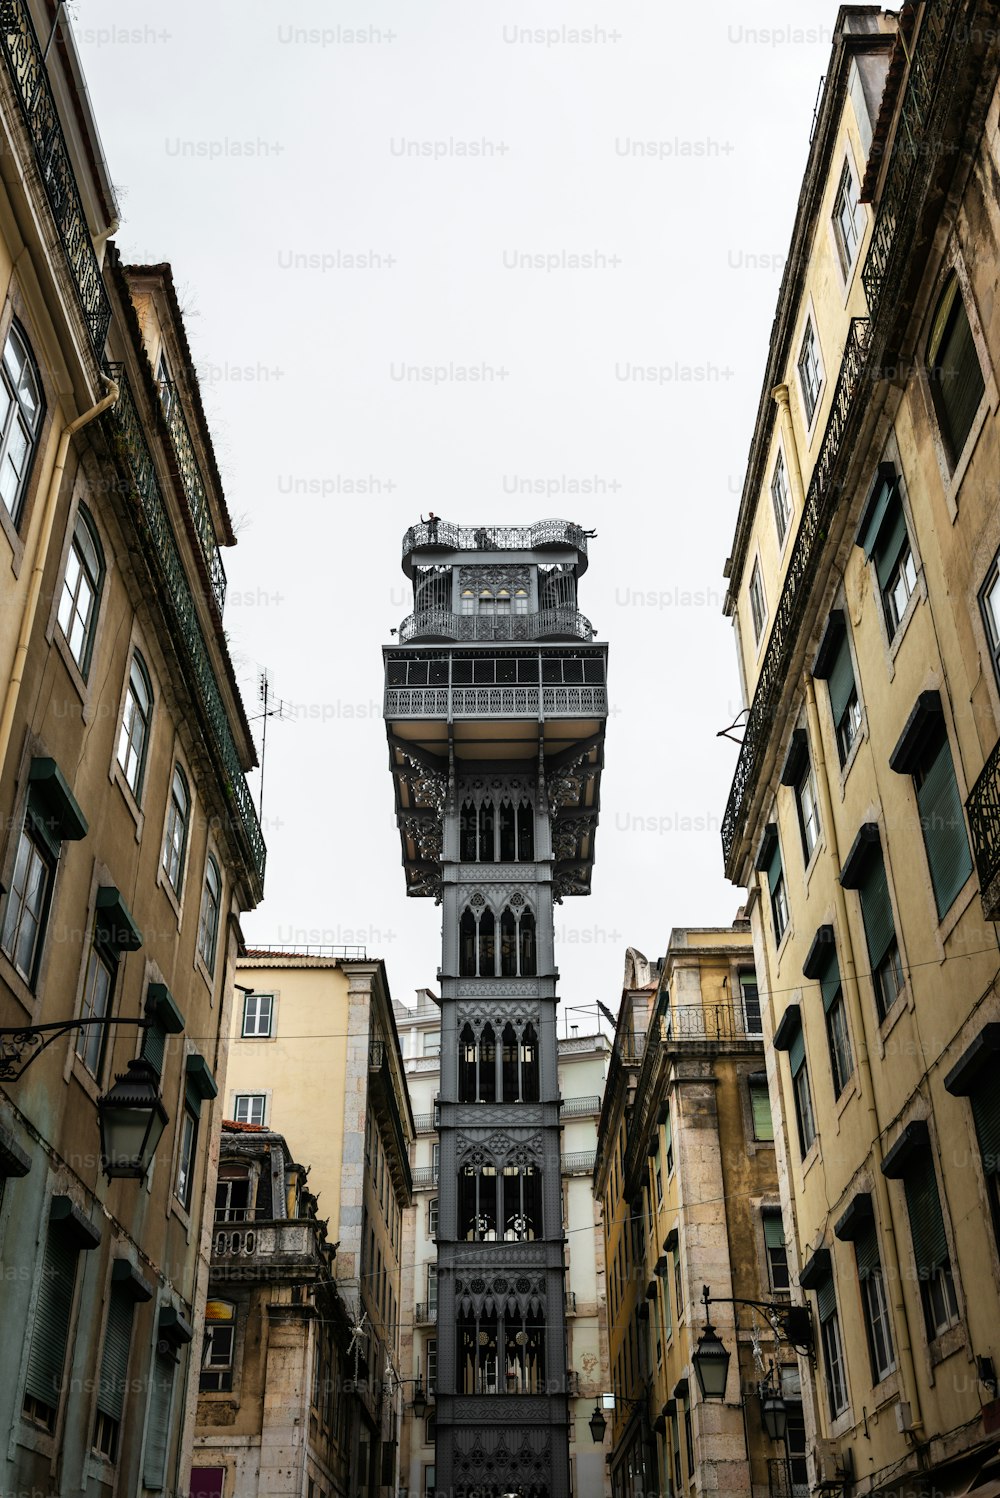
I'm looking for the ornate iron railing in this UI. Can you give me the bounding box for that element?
[402,517,588,565]
[412,1112,437,1134]
[398,606,595,643]
[161,382,227,611]
[412,1165,439,1188]
[104,366,265,892]
[722,0,957,872]
[414,1301,437,1324]
[561,1093,602,1117]
[660,1004,762,1044]
[0,0,112,357]
[561,1150,597,1174]
[384,685,608,719]
[966,744,1000,921]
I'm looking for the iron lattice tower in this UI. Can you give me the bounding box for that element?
[384,520,608,1498]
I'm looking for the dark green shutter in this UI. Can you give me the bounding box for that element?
[903,1158,948,1273]
[143,1022,166,1076]
[939,300,984,457]
[828,636,856,725]
[816,1272,837,1323]
[763,1213,784,1249]
[24,1227,77,1406]
[971,1080,1000,1176]
[873,501,908,590]
[858,852,894,969]
[817,947,841,1013]
[788,1024,806,1076]
[143,1350,175,1489]
[751,1084,774,1141]
[97,1285,135,1422]
[766,841,783,895]
[916,736,973,917]
[854,1222,881,1281]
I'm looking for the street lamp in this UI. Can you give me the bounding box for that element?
[410,1376,428,1419]
[97,1057,169,1179]
[589,1392,647,1442]
[759,1374,788,1442]
[692,1294,731,1401]
[692,1283,814,1405]
[589,1404,607,1442]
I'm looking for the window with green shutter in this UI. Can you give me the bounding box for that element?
[856,850,903,1021]
[22,1225,78,1429]
[763,1210,789,1291]
[143,1349,176,1490]
[898,1153,959,1339]
[814,613,861,765]
[94,1284,135,1460]
[912,723,973,918]
[926,273,986,465]
[749,1077,774,1142]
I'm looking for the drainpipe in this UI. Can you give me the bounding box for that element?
[803,677,924,1437]
[0,376,120,773]
[773,385,807,511]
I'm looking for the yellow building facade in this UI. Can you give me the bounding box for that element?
[722,8,1000,1498]
[228,953,414,1498]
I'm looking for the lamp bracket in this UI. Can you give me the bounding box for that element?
[701,1285,815,1357]
[0,1016,150,1081]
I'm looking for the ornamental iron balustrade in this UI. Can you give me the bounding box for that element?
[385,685,608,719]
[966,744,1000,921]
[412,1112,438,1134]
[415,1302,438,1324]
[722,0,957,872]
[103,366,265,891]
[660,1004,763,1043]
[0,0,112,357]
[403,517,588,562]
[160,382,227,611]
[560,1150,597,1174]
[399,606,596,643]
[560,1094,601,1117]
[412,1165,439,1188]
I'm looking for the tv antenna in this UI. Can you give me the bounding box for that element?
[251,670,286,824]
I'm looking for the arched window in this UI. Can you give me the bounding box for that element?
[514,587,529,615]
[479,909,495,976]
[198,855,222,973]
[495,588,511,617]
[478,800,496,862]
[215,1163,252,1223]
[478,1024,497,1101]
[459,1023,478,1101]
[57,506,104,676]
[502,1023,520,1101]
[927,273,985,464]
[520,1023,540,1102]
[117,651,153,797]
[459,909,477,976]
[459,1163,498,1239]
[460,588,475,616]
[500,908,517,977]
[519,909,536,976]
[458,1309,499,1393]
[517,800,534,860]
[0,322,43,525]
[502,1165,541,1240]
[498,801,516,861]
[457,1302,545,1394]
[162,765,190,893]
[460,799,477,861]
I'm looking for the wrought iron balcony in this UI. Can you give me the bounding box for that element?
[398,606,595,644]
[660,1004,763,1046]
[412,1165,439,1188]
[211,1217,327,1278]
[414,1301,438,1325]
[402,517,589,575]
[0,0,112,359]
[561,1150,597,1175]
[412,1112,438,1134]
[385,684,607,721]
[561,1094,602,1118]
[104,367,265,894]
[967,742,1000,921]
[722,0,957,875]
[160,382,227,612]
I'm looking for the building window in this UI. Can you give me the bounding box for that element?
[759,830,788,943]
[242,992,274,1037]
[427,1264,438,1312]
[907,717,973,919]
[797,319,823,425]
[897,1152,959,1339]
[763,1210,789,1292]
[162,765,190,893]
[860,476,917,638]
[200,1301,236,1392]
[422,1030,440,1056]
[175,1104,198,1209]
[854,842,903,1022]
[1,820,54,985]
[740,971,762,1034]
[198,856,222,973]
[793,758,821,864]
[811,943,854,1098]
[749,1076,774,1142]
[76,937,116,1079]
[749,558,767,642]
[426,1339,437,1391]
[232,1094,266,1127]
[424,1464,436,1498]
[215,1165,252,1222]
[94,1282,137,1463]
[143,1348,176,1489]
[855,1222,895,1382]
[771,451,791,544]
[117,652,153,797]
[926,273,985,465]
[818,618,862,766]
[428,1197,438,1236]
[784,1019,816,1156]
[22,1212,81,1432]
[979,549,1000,693]
[832,157,865,276]
[0,322,43,525]
[57,507,104,676]
[157,350,174,417]
[817,1275,848,1418]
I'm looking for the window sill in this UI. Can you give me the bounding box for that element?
[886,570,925,674]
[834,1072,860,1127]
[929,1321,966,1369]
[50,625,92,719]
[941,392,992,520]
[109,758,145,843]
[876,982,911,1055]
[800,1136,821,1183]
[156,863,184,930]
[0,954,37,1024]
[935,871,978,950]
[16,1419,55,1460]
[0,499,26,576]
[837,711,867,800]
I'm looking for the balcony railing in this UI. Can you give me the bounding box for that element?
[415,1301,437,1324]
[561,1094,602,1117]
[412,1165,439,1188]
[385,684,607,720]
[721,0,957,873]
[565,1291,577,1315]
[402,518,588,566]
[212,1218,326,1273]
[0,0,112,358]
[412,1112,437,1134]
[104,367,265,893]
[398,607,595,644]
[660,1004,763,1045]
[161,382,227,612]
[561,1151,597,1175]
[967,744,1000,920]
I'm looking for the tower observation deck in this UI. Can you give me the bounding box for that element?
[383,519,608,1498]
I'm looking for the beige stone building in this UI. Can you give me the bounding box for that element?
[0,4,264,1494]
[393,987,613,1498]
[721,8,1000,1498]
[228,952,415,1498]
[595,930,787,1498]
[191,1120,355,1498]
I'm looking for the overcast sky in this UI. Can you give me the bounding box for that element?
[76,0,840,1024]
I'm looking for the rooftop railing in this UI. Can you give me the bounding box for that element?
[104,367,265,894]
[398,606,595,644]
[0,0,112,358]
[402,518,588,567]
[385,684,607,720]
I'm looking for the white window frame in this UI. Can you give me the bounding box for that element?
[242,992,275,1038]
[771,448,792,546]
[232,1093,267,1126]
[831,153,866,281]
[797,315,825,431]
[749,557,767,643]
